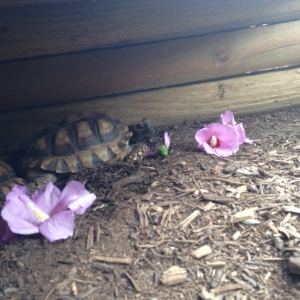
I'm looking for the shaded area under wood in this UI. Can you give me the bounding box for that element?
[1,66,300,158]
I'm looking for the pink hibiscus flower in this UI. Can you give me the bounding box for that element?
[195,123,239,158]
[1,181,96,242]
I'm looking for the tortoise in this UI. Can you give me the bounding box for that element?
[0,112,152,197]
[0,161,26,199]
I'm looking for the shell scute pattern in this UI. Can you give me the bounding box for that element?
[30,135,52,157]
[20,113,133,174]
[75,121,99,151]
[0,161,26,198]
[53,126,77,156]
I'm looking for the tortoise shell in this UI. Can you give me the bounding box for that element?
[19,112,133,173]
[0,161,26,199]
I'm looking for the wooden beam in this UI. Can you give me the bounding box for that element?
[0,0,81,10]
[1,67,300,157]
[1,0,300,60]
[1,20,300,111]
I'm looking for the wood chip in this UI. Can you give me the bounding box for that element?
[71,281,78,296]
[137,203,150,229]
[235,166,260,176]
[202,193,231,204]
[242,273,257,287]
[91,256,133,264]
[210,269,223,288]
[266,221,278,234]
[235,185,247,198]
[232,231,241,241]
[202,202,216,212]
[199,287,217,300]
[211,283,242,295]
[230,208,258,223]
[95,223,101,244]
[123,270,142,292]
[201,177,243,185]
[80,287,98,299]
[273,236,284,250]
[262,257,288,261]
[206,261,226,268]
[86,226,94,250]
[277,227,290,240]
[160,266,187,286]
[288,257,300,275]
[282,206,300,214]
[176,209,200,229]
[192,245,212,259]
[150,181,160,188]
[241,219,260,225]
[112,171,146,189]
[91,262,114,273]
[264,271,271,282]
[193,189,200,197]
[141,192,153,201]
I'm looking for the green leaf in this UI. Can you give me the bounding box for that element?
[157,145,169,156]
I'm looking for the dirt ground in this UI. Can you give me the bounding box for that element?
[2,108,300,300]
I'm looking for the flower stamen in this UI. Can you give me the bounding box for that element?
[209,135,218,148]
[28,202,50,222]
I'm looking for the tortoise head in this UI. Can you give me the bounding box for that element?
[128,118,153,144]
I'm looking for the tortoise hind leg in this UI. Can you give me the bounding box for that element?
[23,169,58,194]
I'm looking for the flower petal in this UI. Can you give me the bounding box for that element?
[5,185,30,204]
[0,216,15,244]
[164,132,172,148]
[235,123,253,145]
[31,182,61,215]
[1,193,40,235]
[55,181,96,215]
[220,112,253,145]
[220,111,235,126]
[234,123,246,144]
[145,147,159,156]
[68,193,97,215]
[245,138,253,144]
[214,143,239,157]
[202,142,217,155]
[39,211,74,242]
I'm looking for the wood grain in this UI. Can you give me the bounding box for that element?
[1,21,300,111]
[1,0,300,60]
[1,67,300,157]
[0,0,82,9]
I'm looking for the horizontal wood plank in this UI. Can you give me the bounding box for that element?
[1,20,300,111]
[0,0,82,9]
[1,67,300,157]
[1,0,300,60]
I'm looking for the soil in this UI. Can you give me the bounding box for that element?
[2,108,300,300]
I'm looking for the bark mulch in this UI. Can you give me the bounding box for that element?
[1,109,300,299]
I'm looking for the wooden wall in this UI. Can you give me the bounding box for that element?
[1,0,300,158]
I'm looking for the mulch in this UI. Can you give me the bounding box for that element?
[1,109,300,299]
